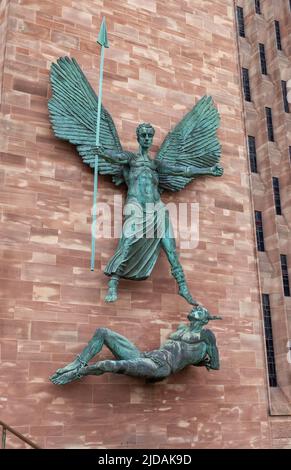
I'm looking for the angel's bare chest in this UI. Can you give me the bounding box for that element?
[128,160,159,185]
[126,158,159,199]
[129,157,157,174]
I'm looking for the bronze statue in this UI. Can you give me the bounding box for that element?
[50,305,221,385]
[48,57,223,305]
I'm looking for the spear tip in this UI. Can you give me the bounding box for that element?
[97,17,109,48]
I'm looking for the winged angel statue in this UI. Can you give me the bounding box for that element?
[49,57,223,306]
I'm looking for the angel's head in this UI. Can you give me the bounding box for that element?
[136,123,155,150]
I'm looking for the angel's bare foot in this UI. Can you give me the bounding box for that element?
[179,285,199,306]
[105,278,118,303]
[105,290,118,302]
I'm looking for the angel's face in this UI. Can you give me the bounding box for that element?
[137,127,154,150]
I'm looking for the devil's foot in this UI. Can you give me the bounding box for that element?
[50,367,82,385]
[54,358,81,376]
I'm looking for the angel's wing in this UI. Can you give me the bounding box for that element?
[156,96,221,192]
[48,56,129,186]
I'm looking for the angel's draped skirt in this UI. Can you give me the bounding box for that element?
[104,200,172,280]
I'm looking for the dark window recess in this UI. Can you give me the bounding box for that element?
[280,255,290,297]
[242,68,251,102]
[255,0,261,14]
[236,6,245,37]
[262,294,278,388]
[248,136,258,173]
[255,211,265,252]
[281,80,289,113]
[272,177,282,215]
[259,44,267,75]
[289,146,291,162]
[265,107,274,142]
[290,0,291,11]
[274,20,282,50]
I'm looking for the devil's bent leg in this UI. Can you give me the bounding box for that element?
[52,328,141,379]
[78,327,142,363]
[81,358,170,379]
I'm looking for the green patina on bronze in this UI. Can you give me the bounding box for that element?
[91,17,109,271]
[48,57,223,306]
[50,305,222,385]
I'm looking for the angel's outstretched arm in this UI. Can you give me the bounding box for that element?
[157,161,223,177]
[95,146,131,165]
